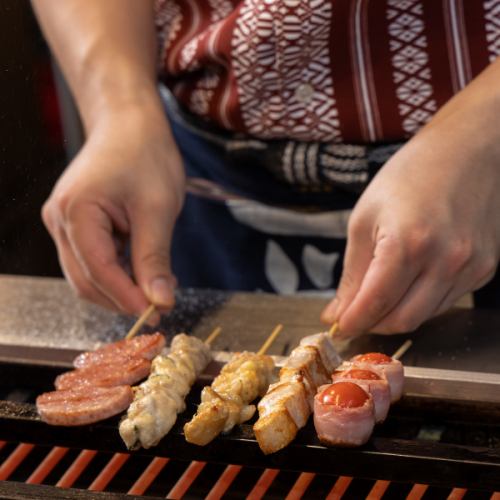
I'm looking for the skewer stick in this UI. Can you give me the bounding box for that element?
[391,339,412,361]
[257,324,283,355]
[212,326,283,489]
[329,322,339,336]
[125,304,156,340]
[205,327,222,347]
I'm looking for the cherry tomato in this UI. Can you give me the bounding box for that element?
[319,382,369,408]
[355,352,392,364]
[341,369,380,380]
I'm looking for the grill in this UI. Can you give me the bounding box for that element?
[0,276,499,499]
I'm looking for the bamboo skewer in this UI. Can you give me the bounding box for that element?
[258,324,283,355]
[102,326,222,494]
[328,318,411,361]
[203,325,283,499]
[125,304,157,340]
[125,306,222,345]
[205,326,222,347]
[392,339,412,360]
[329,322,339,336]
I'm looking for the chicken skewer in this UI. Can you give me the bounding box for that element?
[253,329,342,454]
[183,325,283,446]
[119,328,220,450]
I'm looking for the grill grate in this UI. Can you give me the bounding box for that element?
[0,441,499,499]
[1,345,500,499]
[2,378,500,492]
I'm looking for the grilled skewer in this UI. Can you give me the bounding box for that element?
[36,333,166,427]
[343,353,405,402]
[314,381,376,447]
[253,331,342,454]
[183,352,275,445]
[119,332,214,449]
[183,325,282,446]
[314,345,409,448]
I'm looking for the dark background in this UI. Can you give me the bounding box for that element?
[0,0,65,276]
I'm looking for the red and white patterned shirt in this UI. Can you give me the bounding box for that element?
[155,0,500,144]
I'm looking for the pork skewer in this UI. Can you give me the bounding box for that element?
[314,341,410,448]
[331,368,390,423]
[342,352,405,402]
[314,381,375,447]
[183,325,283,446]
[253,322,405,454]
[119,329,220,449]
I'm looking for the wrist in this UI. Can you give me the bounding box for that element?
[82,81,167,133]
[82,86,175,153]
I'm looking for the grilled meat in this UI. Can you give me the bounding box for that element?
[184,352,275,446]
[119,334,211,449]
[254,331,340,454]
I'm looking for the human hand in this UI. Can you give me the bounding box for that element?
[42,106,185,320]
[322,90,500,336]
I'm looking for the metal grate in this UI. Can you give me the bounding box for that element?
[1,441,499,499]
[1,344,500,499]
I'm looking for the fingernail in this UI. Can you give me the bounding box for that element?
[149,277,174,308]
[321,297,339,323]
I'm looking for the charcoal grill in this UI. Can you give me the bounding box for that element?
[0,275,499,499]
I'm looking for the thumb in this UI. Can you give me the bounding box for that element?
[130,200,177,311]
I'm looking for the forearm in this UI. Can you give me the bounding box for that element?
[32,0,162,132]
[419,58,500,156]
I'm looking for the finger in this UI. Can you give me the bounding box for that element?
[433,259,498,317]
[336,235,421,336]
[321,217,373,324]
[53,227,121,312]
[129,198,177,312]
[66,203,150,316]
[369,273,451,334]
[42,202,120,311]
[371,253,497,334]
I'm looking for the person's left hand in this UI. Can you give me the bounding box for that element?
[321,67,500,336]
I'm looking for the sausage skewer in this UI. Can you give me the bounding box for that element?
[37,332,166,427]
[37,302,206,430]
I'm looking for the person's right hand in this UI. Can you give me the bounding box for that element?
[42,106,185,320]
